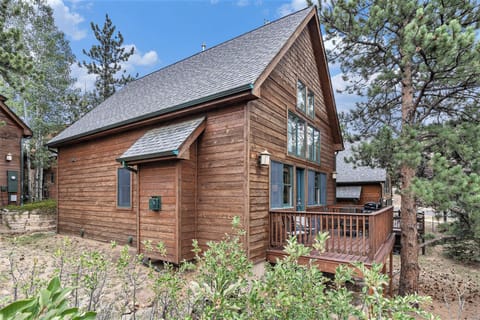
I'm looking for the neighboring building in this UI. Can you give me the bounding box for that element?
[335,143,392,206]
[0,95,33,206]
[48,7,343,264]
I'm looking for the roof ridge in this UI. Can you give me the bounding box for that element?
[131,6,313,84]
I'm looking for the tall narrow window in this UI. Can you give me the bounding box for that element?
[288,112,306,158]
[308,171,326,206]
[307,125,321,163]
[283,165,293,206]
[270,161,293,208]
[117,168,131,208]
[307,90,315,118]
[319,173,327,205]
[307,170,317,205]
[297,80,306,112]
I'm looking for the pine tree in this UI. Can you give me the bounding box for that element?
[317,0,480,294]
[80,14,137,104]
[0,0,78,201]
[0,0,32,87]
[412,116,480,262]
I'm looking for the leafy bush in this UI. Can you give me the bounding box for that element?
[444,239,480,263]
[4,199,56,212]
[0,277,95,320]
[2,218,439,319]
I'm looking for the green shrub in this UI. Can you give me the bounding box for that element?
[444,239,480,263]
[4,199,56,212]
[0,277,96,320]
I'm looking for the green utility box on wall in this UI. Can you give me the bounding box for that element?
[149,196,161,211]
[7,171,18,193]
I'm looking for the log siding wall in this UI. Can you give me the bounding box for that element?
[248,28,337,262]
[179,142,197,261]
[0,110,24,205]
[138,161,178,262]
[57,129,143,244]
[195,105,247,250]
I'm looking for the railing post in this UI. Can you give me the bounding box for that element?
[368,214,376,260]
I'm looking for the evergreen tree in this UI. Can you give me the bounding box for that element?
[80,14,137,104]
[0,0,32,88]
[0,0,78,201]
[317,0,480,295]
[412,116,480,262]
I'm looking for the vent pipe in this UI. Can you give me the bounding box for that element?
[201,42,206,51]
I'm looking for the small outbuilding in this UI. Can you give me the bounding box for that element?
[335,142,392,206]
[0,95,32,206]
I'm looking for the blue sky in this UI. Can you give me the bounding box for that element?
[47,0,354,112]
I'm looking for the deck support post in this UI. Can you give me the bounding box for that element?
[389,250,393,296]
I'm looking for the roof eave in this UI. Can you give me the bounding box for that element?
[251,6,344,151]
[48,83,254,148]
[0,95,33,138]
[117,150,179,164]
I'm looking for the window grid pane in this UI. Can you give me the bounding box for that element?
[297,81,306,112]
[270,161,283,208]
[283,165,292,206]
[307,90,315,118]
[117,168,131,207]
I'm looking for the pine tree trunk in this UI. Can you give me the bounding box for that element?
[399,61,420,295]
[399,165,419,295]
[26,146,32,202]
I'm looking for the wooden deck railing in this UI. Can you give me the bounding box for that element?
[269,206,394,260]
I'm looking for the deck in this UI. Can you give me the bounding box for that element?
[267,206,395,276]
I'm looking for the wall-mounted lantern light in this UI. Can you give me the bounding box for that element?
[5,153,12,162]
[332,171,337,180]
[259,150,271,167]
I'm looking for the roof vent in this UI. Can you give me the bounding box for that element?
[201,42,206,51]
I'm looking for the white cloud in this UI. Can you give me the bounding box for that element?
[47,0,87,40]
[70,63,96,92]
[121,44,159,70]
[277,0,308,17]
[71,45,159,91]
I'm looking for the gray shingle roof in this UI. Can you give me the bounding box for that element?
[118,117,205,162]
[336,186,362,199]
[336,143,387,183]
[48,7,312,146]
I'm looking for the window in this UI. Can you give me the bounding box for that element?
[117,168,131,208]
[297,80,315,119]
[288,112,305,158]
[307,90,315,118]
[308,171,327,206]
[289,112,321,163]
[307,125,321,163]
[271,161,293,208]
[296,80,306,112]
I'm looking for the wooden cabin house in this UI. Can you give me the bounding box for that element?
[48,7,394,277]
[335,143,393,207]
[0,95,32,206]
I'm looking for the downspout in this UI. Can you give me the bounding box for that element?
[20,137,30,205]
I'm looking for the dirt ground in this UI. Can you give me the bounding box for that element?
[0,232,479,319]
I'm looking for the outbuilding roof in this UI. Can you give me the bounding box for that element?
[336,143,387,184]
[48,7,314,147]
[336,186,362,199]
[0,95,32,137]
[117,117,205,163]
